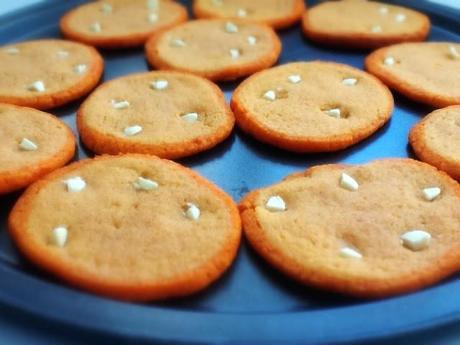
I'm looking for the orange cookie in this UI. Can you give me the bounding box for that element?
[193,0,305,30]
[0,103,76,194]
[145,19,281,81]
[302,0,430,49]
[365,42,460,107]
[8,154,242,301]
[0,39,103,110]
[77,71,234,159]
[60,0,188,49]
[230,61,393,153]
[410,106,460,180]
[240,159,460,298]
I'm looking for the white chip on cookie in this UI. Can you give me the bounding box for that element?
[170,38,186,47]
[395,13,406,23]
[51,226,68,247]
[5,47,19,55]
[124,125,143,136]
[133,176,158,190]
[448,45,460,60]
[101,3,113,14]
[148,13,159,23]
[400,230,431,251]
[263,90,276,101]
[19,138,38,151]
[27,80,45,92]
[236,8,247,17]
[225,21,238,33]
[181,112,199,123]
[65,177,86,193]
[147,0,158,10]
[340,246,362,259]
[57,50,69,58]
[151,79,168,90]
[111,100,130,109]
[383,56,396,66]
[265,195,286,212]
[324,108,341,118]
[371,25,382,33]
[229,48,240,59]
[73,64,87,74]
[423,187,441,201]
[340,173,359,191]
[90,22,102,33]
[379,6,389,15]
[247,35,257,45]
[342,78,358,86]
[288,75,302,84]
[184,202,200,220]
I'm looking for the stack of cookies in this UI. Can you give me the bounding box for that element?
[2,0,460,302]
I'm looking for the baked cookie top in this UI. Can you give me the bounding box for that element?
[240,159,460,298]
[410,106,460,180]
[302,0,430,49]
[0,39,103,109]
[60,0,188,48]
[8,154,241,301]
[231,61,393,152]
[193,0,305,30]
[77,71,235,159]
[145,19,281,81]
[0,103,75,194]
[366,42,460,107]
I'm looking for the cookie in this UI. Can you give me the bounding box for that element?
[145,19,281,81]
[8,154,242,301]
[302,0,430,49]
[0,39,103,110]
[239,158,460,298]
[365,42,460,108]
[0,103,76,194]
[77,71,235,159]
[193,0,305,30]
[409,106,460,180]
[230,61,393,153]
[60,0,188,49]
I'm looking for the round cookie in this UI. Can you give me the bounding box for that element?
[60,0,188,49]
[0,103,76,194]
[365,42,460,108]
[239,158,460,298]
[302,0,430,49]
[0,39,103,110]
[8,154,241,301]
[145,19,281,81]
[77,71,235,159]
[193,0,306,30]
[410,106,460,180]
[230,61,393,153]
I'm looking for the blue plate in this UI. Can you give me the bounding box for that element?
[1,0,460,343]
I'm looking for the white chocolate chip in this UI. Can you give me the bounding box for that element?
[90,22,102,33]
[123,125,143,136]
[148,13,159,23]
[236,8,247,17]
[184,202,200,220]
[111,100,130,109]
[5,47,19,55]
[247,35,257,45]
[395,13,406,23]
[383,56,396,66]
[324,108,341,118]
[101,3,113,14]
[27,80,45,92]
[212,0,223,6]
[133,176,158,191]
[371,25,382,33]
[65,177,86,193]
[57,50,69,58]
[340,246,362,259]
[52,226,68,248]
[340,173,359,191]
[181,112,199,123]
[170,38,186,47]
[265,195,286,212]
[19,138,38,151]
[150,79,168,90]
[342,78,358,86]
[147,0,158,10]
[73,64,87,74]
[263,90,276,101]
[400,230,431,251]
[423,187,441,201]
[448,45,460,60]
[379,6,389,15]
[229,48,240,59]
[288,75,302,84]
[225,21,238,33]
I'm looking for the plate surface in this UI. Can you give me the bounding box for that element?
[1,0,460,344]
